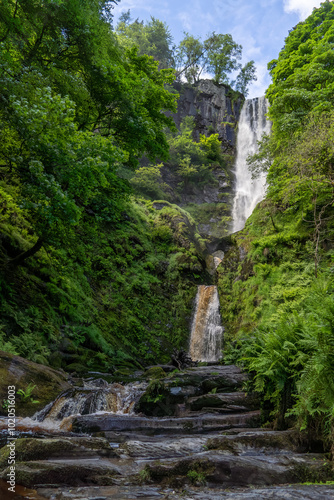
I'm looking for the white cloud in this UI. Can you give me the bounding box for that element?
[283,0,322,20]
[177,11,193,32]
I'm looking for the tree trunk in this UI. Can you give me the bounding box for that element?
[9,237,44,267]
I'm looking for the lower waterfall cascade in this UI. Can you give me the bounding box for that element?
[232,96,271,233]
[189,285,223,362]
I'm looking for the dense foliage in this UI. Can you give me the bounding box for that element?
[267,0,334,139]
[219,2,334,446]
[0,0,208,371]
[116,12,174,69]
[130,117,227,200]
[1,193,205,371]
[0,0,177,261]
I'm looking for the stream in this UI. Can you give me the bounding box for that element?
[0,365,333,499]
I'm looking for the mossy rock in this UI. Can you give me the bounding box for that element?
[0,437,115,469]
[1,461,119,487]
[66,362,88,375]
[0,351,70,417]
[146,457,215,484]
[135,380,174,417]
[144,366,167,380]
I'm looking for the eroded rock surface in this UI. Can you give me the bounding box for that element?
[0,350,70,417]
[1,363,333,499]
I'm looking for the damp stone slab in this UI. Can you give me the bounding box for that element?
[71,411,261,435]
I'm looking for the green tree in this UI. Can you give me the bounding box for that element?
[130,164,169,199]
[205,32,242,85]
[175,33,204,83]
[116,13,174,69]
[235,61,257,97]
[0,0,177,263]
[175,30,254,92]
[167,117,206,166]
[266,1,334,139]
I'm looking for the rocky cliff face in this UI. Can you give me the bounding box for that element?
[162,80,243,245]
[172,79,243,151]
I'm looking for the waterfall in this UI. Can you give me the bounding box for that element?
[232,96,271,233]
[0,380,148,434]
[32,380,148,423]
[189,285,223,362]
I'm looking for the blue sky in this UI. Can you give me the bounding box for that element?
[112,0,324,98]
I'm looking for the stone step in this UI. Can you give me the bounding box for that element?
[33,484,334,500]
[206,429,310,454]
[1,458,122,489]
[164,365,248,394]
[72,411,261,435]
[116,429,306,460]
[144,450,333,488]
[0,436,118,471]
[186,391,259,412]
[2,441,331,490]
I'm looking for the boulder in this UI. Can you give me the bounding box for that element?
[206,429,308,455]
[0,351,71,417]
[145,452,334,488]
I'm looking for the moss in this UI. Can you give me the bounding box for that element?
[0,437,115,470]
[0,197,203,370]
[2,461,118,488]
[0,351,70,417]
[146,457,215,485]
[144,366,167,379]
[292,460,334,484]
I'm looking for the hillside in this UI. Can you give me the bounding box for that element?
[1,0,334,454]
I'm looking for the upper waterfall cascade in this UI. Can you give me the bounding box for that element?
[232,96,271,233]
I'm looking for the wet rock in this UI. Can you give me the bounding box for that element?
[0,350,71,417]
[165,365,247,393]
[116,365,248,417]
[119,435,209,459]
[206,429,308,455]
[1,459,120,488]
[0,437,117,469]
[135,380,201,417]
[145,452,333,488]
[72,412,261,435]
[187,392,259,412]
[35,484,334,500]
[37,484,169,499]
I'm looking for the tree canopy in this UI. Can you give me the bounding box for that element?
[174,30,256,91]
[116,10,257,96]
[0,0,177,261]
[116,12,174,69]
[266,1,334,138]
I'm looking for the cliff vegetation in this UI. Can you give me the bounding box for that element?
[219,1,334,449]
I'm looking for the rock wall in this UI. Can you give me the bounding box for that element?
[162,80,244,245]
[172,79,243,151]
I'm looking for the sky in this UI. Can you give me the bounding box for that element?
[112,0,324,98]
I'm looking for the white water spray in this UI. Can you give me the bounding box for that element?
[232,96,271,233]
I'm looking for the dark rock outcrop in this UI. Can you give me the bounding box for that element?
[0,350,71,417]
[173,80,243,149]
